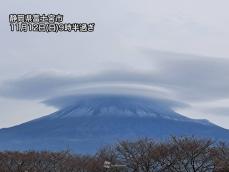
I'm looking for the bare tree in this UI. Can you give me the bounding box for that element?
[0,137,228,172]
[164,137,215,172]
[116,138,165,172]
[213,142,229,172]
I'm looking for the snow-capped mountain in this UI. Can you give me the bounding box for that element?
[0,95,228,153]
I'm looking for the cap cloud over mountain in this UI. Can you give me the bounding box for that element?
[1,50,229,129]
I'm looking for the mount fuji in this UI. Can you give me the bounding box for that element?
[0,95,228,153]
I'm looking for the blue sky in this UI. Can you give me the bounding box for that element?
[0,0,229,129]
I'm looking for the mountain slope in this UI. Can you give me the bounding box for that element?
[0,95,228,153]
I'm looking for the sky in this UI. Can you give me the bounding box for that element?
[0,0,229,129]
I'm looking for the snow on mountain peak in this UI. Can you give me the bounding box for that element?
[45,95,191,122]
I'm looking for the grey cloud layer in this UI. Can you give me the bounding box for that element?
[44,94,185,110]
[144,50,229,101]
[0,50,229,105]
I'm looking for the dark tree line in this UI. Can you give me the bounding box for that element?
[0,137,228,172]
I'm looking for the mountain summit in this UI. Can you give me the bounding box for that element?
[0,95,228,153]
